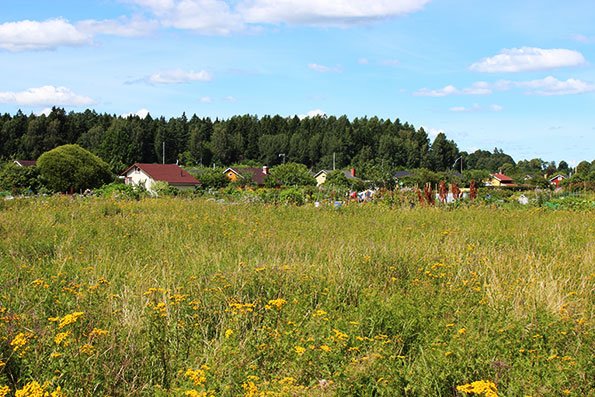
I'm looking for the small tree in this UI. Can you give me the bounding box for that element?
[266,163,316,187]
[37,144,113,193]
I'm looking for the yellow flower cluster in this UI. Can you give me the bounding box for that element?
[265,298,287,310]
[50,311,84,329]
[89,328,109,338]
[54,331,70,346]
[227,302,256,315]
[185,368,207,386]
[11,381,65,397]
[10,332,33,355]
[456,380,498,397]
[0,385,9,397]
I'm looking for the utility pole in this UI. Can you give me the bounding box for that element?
[162,142,165,164]
[279,153,286,164]
[333,152,336,170]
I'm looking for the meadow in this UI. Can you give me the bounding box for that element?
[0,197,593,396]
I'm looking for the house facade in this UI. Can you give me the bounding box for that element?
[485,173,515,187]
[122,163,199,193]
[548,174,566,188]
[223,166,269,186]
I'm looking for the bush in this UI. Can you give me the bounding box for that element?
[279,187,306,205]
[266,163,316,187]
[37,144,113,193]
[0,163,42,194]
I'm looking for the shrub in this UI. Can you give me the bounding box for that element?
[37,144,113,193]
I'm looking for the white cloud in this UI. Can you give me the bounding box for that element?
[130,0,243,34]
[358,58,369,65]
[298,109,326,119]
[0,18,91,51]
[470,47,586,73]
[308,63,342,73]
[224,95,237,102]
[239,0,430,26]
[415,76,595,97]
[77,16,158,37]
[148,69,212,84]
[36,108,53,116]
[449,104,502,112]
[199,96,213,103]
[462,81,492,95]
[121,108,150,118]
[414,85,458,97]
[0,86,95,106]
[381,59,400,67]
[516,76,595,96]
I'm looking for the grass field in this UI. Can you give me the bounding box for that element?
[0,197,593,396]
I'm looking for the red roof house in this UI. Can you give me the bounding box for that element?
[485,173,515,187]
[122,163,199,193]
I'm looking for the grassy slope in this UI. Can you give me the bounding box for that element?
[0,197,593,396]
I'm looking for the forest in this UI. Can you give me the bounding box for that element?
[0,107,585,180]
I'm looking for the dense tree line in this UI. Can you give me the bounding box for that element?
[0,108,589,179]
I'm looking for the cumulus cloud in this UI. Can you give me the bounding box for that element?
[77,16,159,37]
[0,86,95,106]
[298,109,326,119]
[515,76,595,96]
[147,69,212,84]
[239,0,431,26]
[415,76,595,97]
[121,108,150,118]
[449,104,502,112]
[470,47,586,73]
[130,0,243,34]
[414,85,458,97]
[199,96,213,103]
[308,63,342,73]
[0,18,91,51]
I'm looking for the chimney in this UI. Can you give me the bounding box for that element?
[351,168,356,177]
[263,165,269,175]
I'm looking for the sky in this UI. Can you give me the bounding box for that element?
[0,0,594,164]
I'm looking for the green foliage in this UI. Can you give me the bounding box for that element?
[279,187,306,205]
[37,144,113,193]
[188,167,230,190]
[0,163,42,194]
[94,181,147,200]
[267,162,316,187]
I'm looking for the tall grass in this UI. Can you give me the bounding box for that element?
[0,197,593,396]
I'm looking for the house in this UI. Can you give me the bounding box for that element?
[122,163,199,193]
[13,160,36,167]
[548,174,566,188]
[393,170,412,185]
[485,173,515,187]
[223,166,269,186]
[314,168,358,186]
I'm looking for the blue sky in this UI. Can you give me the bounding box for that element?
[1,0,594,164]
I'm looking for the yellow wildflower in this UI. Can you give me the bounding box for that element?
[185,391,208,397]
[456,380,498,397]
[319,345,331,352]
[332,329,349,342]
[15,381,44,397]
[294,345,306,356]
[185,368,207,386]
[458,328,466,335]
[54,331,70,346]
[312,309,327,317]
[58,312,84,328]
[265,298,287,310]
[225,329,234,338]
[10,332,33,355]
[52,386,66,397]
[0,385,9,397]
[89,328,109,338]
[79,343,94,355]
[50,352,63,359]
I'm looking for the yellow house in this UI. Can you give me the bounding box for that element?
[485,173,514,187]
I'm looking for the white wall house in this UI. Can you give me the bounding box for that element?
[122,163,199,193]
